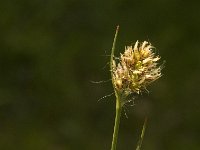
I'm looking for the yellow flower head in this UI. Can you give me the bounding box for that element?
[112,41,162,95]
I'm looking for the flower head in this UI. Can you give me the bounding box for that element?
[112,41,162,96]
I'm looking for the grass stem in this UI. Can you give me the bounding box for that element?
[136,117,148,150]
[110,26,121,150]
[111,95,122,150]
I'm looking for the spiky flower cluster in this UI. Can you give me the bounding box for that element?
[112,41,162,95]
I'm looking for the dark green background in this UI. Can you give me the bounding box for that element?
[0,0,200,150]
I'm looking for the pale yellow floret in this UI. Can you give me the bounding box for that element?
[112,40,162,95]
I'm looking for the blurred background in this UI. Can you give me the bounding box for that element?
[0,0,200,150]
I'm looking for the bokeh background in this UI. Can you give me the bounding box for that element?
[0,0,200,150]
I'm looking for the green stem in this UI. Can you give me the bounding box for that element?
[136,117,148,150]
[110,25,119,83]
[111,95,122,150]
[110,26,121,150]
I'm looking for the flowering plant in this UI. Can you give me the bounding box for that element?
[110,26,163,150]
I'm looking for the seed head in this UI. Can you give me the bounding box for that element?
[112,41,162,96]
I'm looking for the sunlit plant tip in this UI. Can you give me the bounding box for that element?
[112,41,163,101]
